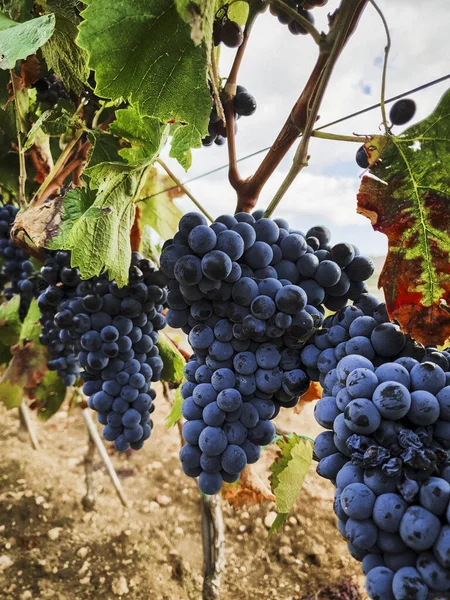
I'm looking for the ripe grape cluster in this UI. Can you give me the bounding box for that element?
[313,300,450,598]
[160,211,374,494]
[269,0,316,35]
[38,251,167,451]
[0,200,40,319]
[34,74,71,108]
[203,85,257,148]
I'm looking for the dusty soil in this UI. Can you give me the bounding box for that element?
[0,388,367,600]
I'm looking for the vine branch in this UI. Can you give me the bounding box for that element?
[223,7,260,190]
[369,0,391,134]
[265,0,368,216]
[231,0,369,212]
[10,70,27,209]
[201,493,226,600]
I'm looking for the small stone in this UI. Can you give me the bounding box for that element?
[112,576,129,596]
[264,511,277,529]
[174,527,184,536]
[20,592,32,600]
[47,528,61,541]
[238,525,246,533]
[77,547,89,559]
[0,555,13,570]
[35,496,45,505]
[79,576,90,585]
[156,495,172,507]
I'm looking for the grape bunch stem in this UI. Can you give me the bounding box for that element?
[201,493,226,600]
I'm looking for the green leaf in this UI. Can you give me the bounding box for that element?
[0,341,11,365]
[19,299,41,344]
[157,332,185,385]
[165,386,183,428]
[109,106,169,165]
[0,70,17,154]
[0,295,21,346]
[77,0,210,169]
[87,130,127,168]
[357,87,450,346]
[47,186,95,249]
[35,370,66,420]
[60,163,147,286]
[24,102,74,150]
[217,0,248,25]
[269,435,313,533]
[41,0,89,93]
[0,0,34,22]
[0,13,56,69]
[0,380,22,408]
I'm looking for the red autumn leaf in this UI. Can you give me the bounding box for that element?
[1,341,48,397]
[357,90,450,346]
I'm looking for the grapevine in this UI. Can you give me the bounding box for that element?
[0,0,449,599]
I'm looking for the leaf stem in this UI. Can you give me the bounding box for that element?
[210,46,225,124]
[264,0,369,218]
[311,130,365,143]
[223,8,259,192]
[369,0,391,134]
[156,158,213,222]
[268,0,323,44]
[30,127,85,206]
[10,69,27,209]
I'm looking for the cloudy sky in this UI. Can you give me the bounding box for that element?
[161,0,450,256]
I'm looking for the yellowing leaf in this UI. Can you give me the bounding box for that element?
[0,380,22,408]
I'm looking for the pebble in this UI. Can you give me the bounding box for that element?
[20,592,32,600]
[111,576,129,596]
[264,511,277,529]
[47,528,61,541]
[156,495,172,507]
[77,547,89,559]
[0,555,13,570]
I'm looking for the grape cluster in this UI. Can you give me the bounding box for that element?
[269,1,315,35]
[203,85,257,148]
[313,306,450,598]
[34,74,71,108]
[301,295,446,388]
[38,251,167,451]
[160,211,375,493]
[38,251,83,386]
[0,201,40,319]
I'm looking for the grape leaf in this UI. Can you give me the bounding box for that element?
[0,295,21,346]
[40,0,89,93]
[1,340,48,395]
[165,386,183,428]
[0,380,22,408]
[269,435,313,533]
[60,163,147,286]
[217,0,248,25]
[87,130,126,168]
[35,370,67,420]
[46,187,94,249]
[0,0,34,22]
[19,299,41,344]
[157,332,186,385]
[77,0,210,170]
[357,89,450,345]
[109,107,169,166]
[24,102,74,150]
[0,13,56,69]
